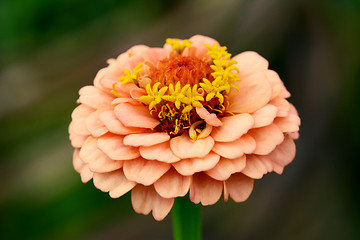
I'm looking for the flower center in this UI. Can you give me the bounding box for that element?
[148,55,214,87]
[113,39,241,140]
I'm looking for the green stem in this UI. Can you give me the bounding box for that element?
[172,195,202,240]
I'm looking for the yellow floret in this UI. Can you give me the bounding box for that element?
[166,38,191,54]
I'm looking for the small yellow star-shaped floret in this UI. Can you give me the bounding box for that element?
[205,43,231,60]
[182,84,204,113]
[139,82,168,110]
[119,63,144,85]
[166,38,191,54]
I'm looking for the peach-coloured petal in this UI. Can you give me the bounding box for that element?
[248,124,284,155]
[251,104,278,128]
[211,113,254,142]
[228,71,273,113]
[99,110,142,135]
[85,110,108,137]
[268,135,296,167]
[78,86,114,109]
[224,173,254,202]
[70,104,95,135]
[269,97,290,117]
[69,131,88,148]
[274,114,301,133]
[264,70,285,99]
[212,134,256,159]
[170,135,214,159]
[112,83,141,99]
[123,132,170,147]
[242,155,273,179]
[190,172,223,205]
[205,155,246,181]
[80,137,123,173]
[182,35,219,60]
[195,107,223,126]
[114,103,159,128]
[93,169,136,198]
[130,87,147,99]
[173,152,220,176]
[139,141,180,163]
[232,51,269,77]
[111,97,140,105]
[73,149,93,183]
[97,134,140,160]
[154,168,191,198]
[288,131,300,140]
[123,158,171,186]
[131,185,174,221]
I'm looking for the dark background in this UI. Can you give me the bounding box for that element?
[1,0,359,239]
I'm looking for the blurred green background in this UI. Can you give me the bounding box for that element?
[1,0,359,239]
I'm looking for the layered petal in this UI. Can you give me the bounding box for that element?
[182,35,219,60]
[139,141,180,163]
[114,103,159,128]
[123,132,170,147]
[224,173,254,202]
[228,71,273,113]
[170,134,214,159]
[232,51,269,77]
[85,110,108,137]
[99,110,142,135]
[242,155,273,179]
[269,97,290,117]
[173,152,220,176]
[79,137,123,173]
[131,185,174,221]
[72,149,93,183]
[274,113,301,133]
[154,168,191,198]
[268,135,296,167]
[211,113,254,142]
[78,86,114,109]
[212,134,256,159]
[190,172,223,205]
[123,158,170,186]
[251,104,278,128]
[97,134,140,160]
[205,155,246,181]
[93,169,136,198]
[248,124,284,155]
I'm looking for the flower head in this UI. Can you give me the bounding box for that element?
[69,35,300,221]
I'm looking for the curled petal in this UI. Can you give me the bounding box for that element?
[248,124,284,155]
[228,71,273,113]
[131,185,174,221]
[85,110,108,137]
[268,135,296,167]
[70,104,94,135]
[97,134,140,160]
[212,113,254,142]
[212,134,256,159]
[242,155,273,179]
[190,172,223,205]
[269,97,290,117]
[182,35,219,60]
[173,152,220,176]
[99,110,142,135]
[123,158,170,186]
[264,70,288,99]
[195,107,223,126]
[205,155,246,181]
[232,51,269,77]
[80,137,123,173]
[73,149,93,183]
[274,114,301,133]
[154,168,191,198]
[224,173,254,202]
[251,104,278,128]
[139,141,180,163]
[93,169,136,198]
[170,135,214,159]
[78,86,114,109]
[69,131,88,148]
[114,103,159,128]
[123,133,170,147]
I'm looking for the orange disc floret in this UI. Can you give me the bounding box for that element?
[149,55,214,87]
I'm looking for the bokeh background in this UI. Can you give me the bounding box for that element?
[1,0,359,239]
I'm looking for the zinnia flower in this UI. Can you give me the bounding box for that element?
[69,35,300,221]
